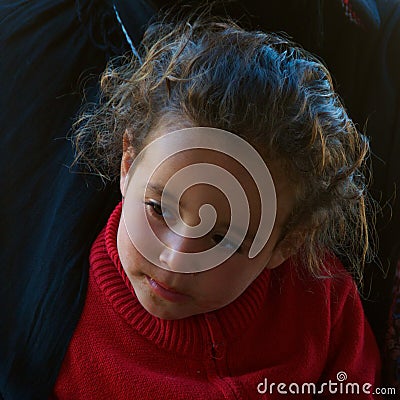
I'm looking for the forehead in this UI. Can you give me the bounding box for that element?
[136,129,270,206]
[145,148,259,217]
[138,126,291,199]
[143,146,254,183]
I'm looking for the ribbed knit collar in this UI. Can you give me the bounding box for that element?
[90,202,272,356]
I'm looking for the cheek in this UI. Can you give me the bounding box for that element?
[195,255,267,306]
[117,220,145,277]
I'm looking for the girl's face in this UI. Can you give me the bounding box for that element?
[117,126,296,320]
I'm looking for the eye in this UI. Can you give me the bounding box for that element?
[145,200,163,217]
[144,200,175,221]
[212,233,242,253]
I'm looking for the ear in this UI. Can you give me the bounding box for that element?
[120,130,136,197]
[265,229,304,269]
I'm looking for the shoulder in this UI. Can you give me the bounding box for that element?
[275,253,357,292]
[271,254,361,321]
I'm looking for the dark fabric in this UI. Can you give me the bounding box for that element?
[0,1,155,399]
[1,0,400,398]
[114,0,154,44]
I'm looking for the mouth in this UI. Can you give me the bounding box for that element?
[145,275,191,303]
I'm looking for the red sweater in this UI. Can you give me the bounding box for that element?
[52,203,382,399]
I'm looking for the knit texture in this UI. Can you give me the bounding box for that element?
[52,202,382,399]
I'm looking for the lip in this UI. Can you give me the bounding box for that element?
[146,275,190,303]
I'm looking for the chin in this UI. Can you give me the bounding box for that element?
[144,304,193,320]
[135,292,192,320]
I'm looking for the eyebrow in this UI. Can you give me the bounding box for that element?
[145,182,184,208]
[145,182,256,243]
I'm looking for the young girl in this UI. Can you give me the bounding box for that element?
[52,13,382,399]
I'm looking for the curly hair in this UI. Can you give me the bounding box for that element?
[73,12,376,281]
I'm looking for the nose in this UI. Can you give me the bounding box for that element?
[158,230,206,273]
